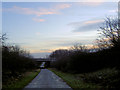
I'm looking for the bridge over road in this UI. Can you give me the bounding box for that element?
[34,58,55,68]
[34,58,55,62]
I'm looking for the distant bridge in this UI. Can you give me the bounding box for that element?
[34,58,55,62]
[34,58,55,68]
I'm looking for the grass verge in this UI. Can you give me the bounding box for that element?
[2,69,40,89]
[49,68,120,89]
[49,68,101,89]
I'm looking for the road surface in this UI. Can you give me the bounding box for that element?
[24,69,72,89]
[39,62,45,68]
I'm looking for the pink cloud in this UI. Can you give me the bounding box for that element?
[54,4,71,10]
[3,4,71,16]
[4,6,57,16]
[32,18,45,22]
[84,19,104,25]
[3,4,71,22]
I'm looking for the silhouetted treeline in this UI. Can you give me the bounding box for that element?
[2,45,38,83]
[49,45,120,73]
[1,34,38,84]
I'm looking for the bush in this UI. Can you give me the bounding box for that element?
[2,45,38,84]
[50,44,120,73]
[82,68,120,88]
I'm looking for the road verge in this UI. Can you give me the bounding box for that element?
[49,68,101,89]
[2,69,40,89]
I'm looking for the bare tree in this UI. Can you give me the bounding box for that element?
[97,17,120,49]
[70,43,88,52]
[0,33,7,45]
[49,49,69,61]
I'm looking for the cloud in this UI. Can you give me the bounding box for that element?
[35,32,41,35]
[53,41,74,47]
[76,0,104,6]
[22,45,53,53]
[32,18,45,22]
[108,9,118,13]
[38,49,53,53]
[84,19,104,24]
[3,4,71,22]
[54,4,71,10]
[3,6,57,16]
[68,19,104,32]
[68,19,104,26]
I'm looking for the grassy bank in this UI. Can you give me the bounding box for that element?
[2,69,40,89]
[49,68,101,89]
[49,68,119,89]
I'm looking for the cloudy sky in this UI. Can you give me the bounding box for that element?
[2,1,118,58]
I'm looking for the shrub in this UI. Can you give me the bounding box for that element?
[2,45,37,84]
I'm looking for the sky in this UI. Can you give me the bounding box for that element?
[2,1,118,58]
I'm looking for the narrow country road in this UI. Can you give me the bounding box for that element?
[24,69,72,89]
